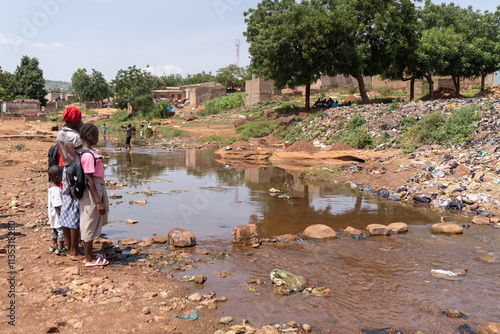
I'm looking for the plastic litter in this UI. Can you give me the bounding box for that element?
[172,310,199,321]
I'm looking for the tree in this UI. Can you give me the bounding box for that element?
[0,66,15,101]
[112,65,156,116]
[71,68,91,102]
[89,69,111,106]
[13,55,47,105]
[160,74,184,87]
[182,71,215,85]
[215,64,246,89]
[245,0,332,109]
[324,0,418,104]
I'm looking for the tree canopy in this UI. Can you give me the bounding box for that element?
[13,55,47,105]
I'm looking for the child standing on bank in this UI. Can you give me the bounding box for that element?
[48,165,66,255]
[79,123,109,266]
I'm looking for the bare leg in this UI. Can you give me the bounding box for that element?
[84,240,94,263]
[68,228,83,259]
[62,227,71,252]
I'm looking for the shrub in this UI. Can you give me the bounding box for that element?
[203,92,244,110]
[198,105,223,117]
[236,120,278,140]
[347,114,364,130]
[444,104,480,143]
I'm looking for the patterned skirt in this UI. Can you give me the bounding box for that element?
[59,167,80,229]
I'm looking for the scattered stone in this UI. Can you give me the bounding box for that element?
[44,322,59,333]
[276,234,300,242]
[125,218,138,225]
[387,222,408,233]
[120,238,139,246]
[93,237,113,249]
[193,275,207,284]
[188,292,202,302]
[345,226,363,236]
[469,202,480,211]
[472,217,491,225]
[302,324,312,332]
[269,188,280,193]
[143,306,151,315]
[302,224,337,239]
[444,309,464,318]
[220,316,233,324]
[430,223,463,234]
[477,322,500,334]
[152,235,167,244]
[366,224,391,235]
[136,199,147,205]
[232,224,259,244]
[168,228,196,247]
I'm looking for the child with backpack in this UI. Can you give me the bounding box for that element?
[47,165,66,255]
[56,106,84,261]
[78,123,109,266]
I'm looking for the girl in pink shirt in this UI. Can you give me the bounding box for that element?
[79,123,109,267]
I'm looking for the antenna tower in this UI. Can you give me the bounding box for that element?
[235,39,241,67]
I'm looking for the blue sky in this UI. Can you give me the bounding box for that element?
[0,0,498,82]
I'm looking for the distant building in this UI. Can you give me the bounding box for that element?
[152,82,227,107]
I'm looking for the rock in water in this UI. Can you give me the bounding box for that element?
[270,269,307,293]
[232,224,259,244]
[302,224,337,239]
[167,228,196,247]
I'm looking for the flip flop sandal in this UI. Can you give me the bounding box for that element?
[83,253,103,264]
[85,257,109,267]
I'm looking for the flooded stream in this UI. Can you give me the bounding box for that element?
[100,143,500,333]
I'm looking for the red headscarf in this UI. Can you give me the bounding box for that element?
[62,106,82,122]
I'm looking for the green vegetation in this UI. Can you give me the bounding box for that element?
[203,92,245,111]
[236,120,278,140]
[198,105,224,117]
[199,134,224,143]
[298,165,342,183]
[328,114,374,149]
[156,127,187,138]
[398,104,480,152]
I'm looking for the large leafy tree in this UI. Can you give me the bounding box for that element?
[14,55,47,105]
[160,74,184,87]
[112,65,156,116]
[182,71,216,85]
[0,66,15,101]
[323,0,417,104]
[215,64,246,90]
[89,69,111,106]
[71,68,92,102]
[245,0,332,109]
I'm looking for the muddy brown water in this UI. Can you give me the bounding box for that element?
[100,145,500,333]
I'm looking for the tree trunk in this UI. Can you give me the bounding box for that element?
[481,72,486,91]
[452,76,460,97]
[305,83,311,110]
[353,74,368,104]
[409,77,415,101]
[423,74,434,100]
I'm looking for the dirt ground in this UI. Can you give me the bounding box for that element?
[0,106,498,333]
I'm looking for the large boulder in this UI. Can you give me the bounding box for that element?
[345,226,362,237]
[168,228,196,247]
[477,322,500,334]
[387,222,408,234]
[302,224,337,239]
[366,224,391,235]
[430,223,463,234]
[232,224,259,244]
[472,217,491,225]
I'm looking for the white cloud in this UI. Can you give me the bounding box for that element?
[0,33,63,50]
[144,65,184,76]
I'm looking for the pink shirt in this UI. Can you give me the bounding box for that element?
[81,150,104,179]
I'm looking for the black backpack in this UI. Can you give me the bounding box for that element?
[65,150,96,199]
[47,144,59,181]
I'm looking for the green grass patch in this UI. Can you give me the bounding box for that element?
[157,127,188,138]
[198,105,223,117]
[203,92,245,110]
[236,120,278,140]
[198,134,223,142]
[298,165,342,183]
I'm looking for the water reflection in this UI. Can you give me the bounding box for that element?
[100,148,455,242]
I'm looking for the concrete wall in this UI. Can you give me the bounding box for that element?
[190,86,226,107]
[245,77,276,106]
[44,102,57,114]
[81,102,97,109]
[3,100,40,116]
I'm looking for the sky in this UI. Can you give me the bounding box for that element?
[0,0,498,83]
